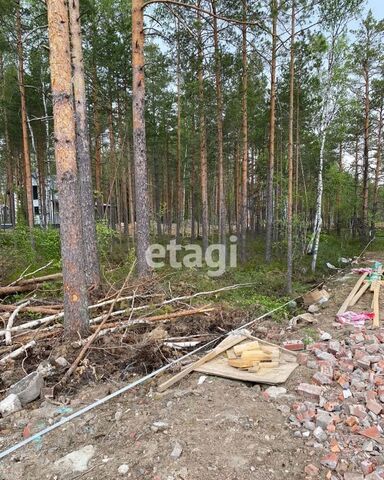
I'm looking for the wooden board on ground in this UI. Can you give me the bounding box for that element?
[194,336,298,385]
[157,333,248,392]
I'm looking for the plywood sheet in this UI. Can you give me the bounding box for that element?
[194,337,298,385]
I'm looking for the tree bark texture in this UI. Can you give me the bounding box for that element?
[46,0,89,338]
[132,0,150,276]
[68,0,101,290]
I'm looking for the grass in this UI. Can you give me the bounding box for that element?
[0,226,380,324]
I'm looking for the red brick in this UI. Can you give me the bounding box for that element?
[359,426,382,440]
[304,464,319,477]
[296,383,323,400]
[297,353,309,365]
[349,404,367,419]
[320,452,339,470]
[324,401,340,412]
[345,416,358,427]
[367,399,382,415]
[338,359,354,373]
[313,372,332,385]
[330,438,341,452]
[283,340,304,351]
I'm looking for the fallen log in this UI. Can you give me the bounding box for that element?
[0,304,59,315]
[0,340,36,366]
[0,284,38,296]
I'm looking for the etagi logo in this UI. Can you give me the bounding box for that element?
[145,236,238,277]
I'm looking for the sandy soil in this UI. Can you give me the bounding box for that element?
[0,255,380,480]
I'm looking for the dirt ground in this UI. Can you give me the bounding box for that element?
[0,255,380,480]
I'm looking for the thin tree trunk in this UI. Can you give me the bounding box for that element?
[197,2,209,254]
[92,64,103,219]
[240,0,248,261]
[132,0,150,275]
[1,53,15,227]
[176,20,183,241]
[46,0,89,338]
[16,0,34,229]
[373,100,383,230]
[287,0,295,293]
[265,0,278,262]
[68,0,101,290]
[362,61,370,239]
[212,0,226,244]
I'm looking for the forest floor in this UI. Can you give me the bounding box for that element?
[1,252,383,480]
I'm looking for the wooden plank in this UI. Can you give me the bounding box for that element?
[226,349,237,360]
[373,281,381,328]
[157,334,247,392]
[337,272,369,315]
[233,341,260,356]
[349,281,370,306]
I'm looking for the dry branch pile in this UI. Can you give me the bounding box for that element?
[0,272,252,389]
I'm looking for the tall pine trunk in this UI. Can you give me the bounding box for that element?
[362,60,370,239]
[68,0,101,290]
[287,0,295,293]
[132,0,150,275]
[197,3,209,254]
[212,0,226,244]
[265,0,278,262]
[16,0,34,229]
[46,0,89,338]
[240,0,248,261]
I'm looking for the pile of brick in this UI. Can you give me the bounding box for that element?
[289,327,384,479]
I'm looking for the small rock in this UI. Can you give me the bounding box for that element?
[118,464,129,475]
[151,421,169,432]
[344,472,364,480]
[308,304,320,314]
[115,410,123,422]
[170,442,183,460]
[316,411,333,430]
[54,445,95,473]
[197,375,207,386]
[320,332,332,341]
[8,371,44,406]
[0,394,22,417]
[313,426,327,442]
[54,357,69,368]
[264,386,287,400]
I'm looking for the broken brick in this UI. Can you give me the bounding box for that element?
[296,383,323,401]
[367,399,382,415]
[359,425,382,440]
[304,464,319,477]
[345,416,358,427]
[320,452,339,470]
[282,340,304,351]
[313,372,333,385]
[297,353,309,365]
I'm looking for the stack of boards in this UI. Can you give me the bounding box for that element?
[226,340,280,373]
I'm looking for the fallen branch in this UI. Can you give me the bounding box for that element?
[0,284,252,338]
[0,304,59,315]
[7,260,53,286]
[17,272,62,286]
[0,340,36,366]
[5,300,30,346]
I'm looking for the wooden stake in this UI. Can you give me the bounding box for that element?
[349,281,370,306]
[373,281,381,328]
[337,272,369,315]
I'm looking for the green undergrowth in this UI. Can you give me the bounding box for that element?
[0,226,381,325]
